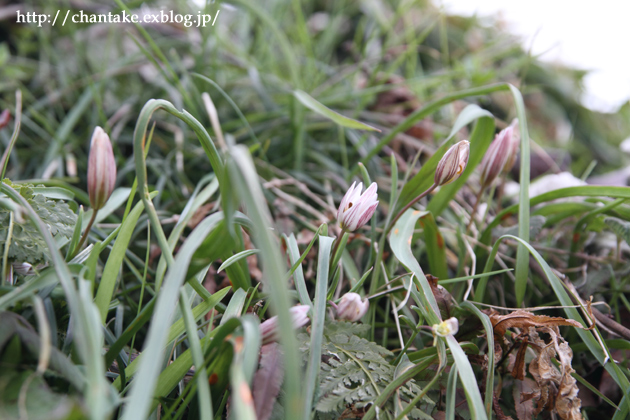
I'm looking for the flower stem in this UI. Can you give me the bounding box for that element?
[75,209,98,255]
[388,183,437,232]
[466,187,485,232]
[329,228,348,273]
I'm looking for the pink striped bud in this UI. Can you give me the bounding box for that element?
[260,304,310,345]
[435,140,470,186]
[0,109,10,130]
[336,292,369,322]
[502,119,520,173]
[479,122,519,187]
[337,182,379,232]
[87,127,116,210]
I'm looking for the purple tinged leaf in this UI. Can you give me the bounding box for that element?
[253,343,284,420]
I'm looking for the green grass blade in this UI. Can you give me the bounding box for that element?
[218,250,260,273]
[460,301,494,417]
[445,335,488,420]
[94,198,147,323]
[180,287,213,420]
[303,235,333,418]
[389,209,440,325]
[120,213,227,420]
[294,90,380,131]
[509,85,531,307]
[285,233,312,307]
[1,184,115,420]
[445,360,458,420]
[228,145,303,420]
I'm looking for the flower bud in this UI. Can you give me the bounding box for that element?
[0,109,10,130]
[432,317,459,337]
[435,140,470,186]
[502,119,520,173]
[336,292,369,322]
[87,127,116,210]
[337,182,379,231]
[479,122,519,187]
[260,304,310,345]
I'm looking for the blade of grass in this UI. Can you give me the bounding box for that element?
[120,213,227,420]
[180,287,213,420]
[94,197,148,322]
[509,85,531,307]
[285,233,312,307]
[303,235,333,418]
[294,90,380,131]
[228,145,303,420]
[461,301,494,417]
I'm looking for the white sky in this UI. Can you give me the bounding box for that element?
[442,0,630,113]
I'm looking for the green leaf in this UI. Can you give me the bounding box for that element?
[303,235,334,418]
[508,85,532,307]
[301,321,433,419]
[218,249,260,273]
[0,182,77,264]
[94,197,147,323]
[389,209,440,325]
[120,213,228,420]
[294,90,379,131]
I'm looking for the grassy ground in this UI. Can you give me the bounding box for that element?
[0,0,629,419]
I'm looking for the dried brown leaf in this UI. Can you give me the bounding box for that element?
[513,378,537,420]
[488,310,583,338]
[525,327,583,420]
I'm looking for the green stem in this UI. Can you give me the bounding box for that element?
[389,183,437,233]
[75,210,98,255]
[466,187,485,232]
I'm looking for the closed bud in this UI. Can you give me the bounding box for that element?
[435,140,470,186]
[87,127,117,210]
[479,122,519,187]
[433,317,459,337]
[0,109,10,130]
[260,304,310,345]
[336,292,369,322]
[337,182,379,232]
[502,119,520,173]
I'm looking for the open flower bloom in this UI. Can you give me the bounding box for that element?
[479,122,519,187]
[336,292,369,322]
[260,304,310,345]
[88,127,117,210]
[435,140,470,186]
[433,317,459,338]
[337,182,379,231]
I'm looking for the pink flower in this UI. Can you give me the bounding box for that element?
[479,122,519,187]
[260,305,310,345]
[336,292,369,322]
[337,182,379,231]
[435,140,470,186]
[87,127,116,210]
